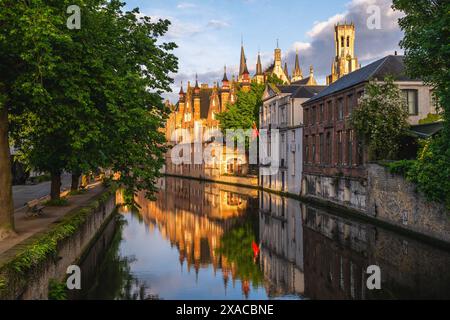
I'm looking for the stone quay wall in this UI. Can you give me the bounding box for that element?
[0,189,117,299]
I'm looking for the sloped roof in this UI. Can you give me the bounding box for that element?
[307,55,419,103]
[200,88,213,119]
[293,85,327,99]
[409,121,444,138]
[277,85,300,94]
[291,76,313,85]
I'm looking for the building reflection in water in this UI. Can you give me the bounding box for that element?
[135,178,265,298]
[259,192,305,298]
[84,177,450,300]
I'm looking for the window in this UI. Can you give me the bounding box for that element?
[326,132,332,164]
[347,36,350,47]
[304,108,309,126]
[347,94,354,115]
[341,36,345,48]
[402,89,418,115]
[320,104,324,123]
[312,106,316,124]
[311,135,316,163]
[320,133,324,164]
[305,136,309,163]
[327,101,333,122]
[337,131,343,165]
[348,130,353,166]
[337,98,344,120]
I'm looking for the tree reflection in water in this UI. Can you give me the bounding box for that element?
[83,213,159,300]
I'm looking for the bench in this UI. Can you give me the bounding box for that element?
[25,199,45,217]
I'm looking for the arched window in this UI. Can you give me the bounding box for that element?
[341,36,344,48]
[347,36,350,47]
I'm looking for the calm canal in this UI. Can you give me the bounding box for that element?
[73,177,450,300]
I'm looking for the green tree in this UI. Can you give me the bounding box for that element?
[0,0,67,238]
[392,0,450,209]
[350,77,409,160]
[0,0,178,238]
[216,83,265,131]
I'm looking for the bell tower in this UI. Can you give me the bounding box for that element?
[327,22,359,84]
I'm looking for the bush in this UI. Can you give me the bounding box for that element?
[408,135,450,210]
[385,160,417,176]
[48,279,67,300]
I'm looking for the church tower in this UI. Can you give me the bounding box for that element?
[254,52,264,84]
[272,41,290,84]
[238,43,250,84]
[291,49,303,82]
[327,22,359,84]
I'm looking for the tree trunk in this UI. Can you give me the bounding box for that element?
[71,172,81,191]
[50,172,62,201]
[0,105,15,240]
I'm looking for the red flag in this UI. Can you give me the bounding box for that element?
[252,122,259,139]
[252,240,260,258]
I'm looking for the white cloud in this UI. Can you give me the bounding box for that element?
[283,0,404,85]
[207,19,230,29]
[176,2,196,9]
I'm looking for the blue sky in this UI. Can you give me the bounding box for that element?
[123,0,404,101]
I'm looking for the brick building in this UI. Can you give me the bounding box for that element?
[301,55,438,211]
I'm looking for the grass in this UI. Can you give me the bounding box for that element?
[44,198,69,207]
[68,189,88,196]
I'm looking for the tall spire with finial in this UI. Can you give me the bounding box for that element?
[292,49,303,81]
[256,52,263,75]
[222,65,228,82]
[179,81,185,95]
[194,73,200,95]
[239,38,249,81]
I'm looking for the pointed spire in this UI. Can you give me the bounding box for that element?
[222,65,228,82]
[293,49,302,77]
[194,74,200,95]
[284,61,289,77]
[239,42,249,76]
[256,52,263,75]
[194,73,199,89]
[179,81,185,95]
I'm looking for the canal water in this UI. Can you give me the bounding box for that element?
[74,177,450,300]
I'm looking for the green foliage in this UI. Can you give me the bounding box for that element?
[392,1,450,209]
[44,198,69,207]
[393,0,450,130]
[2,0,178,203]
[418,113,443,125]
[216,223,264,285]
[0,187,116,286]
[48,279,67,300]
[68,189,87,196]
[407,136,450,210]
[350,77,409,160]
[385,160,417,176]
[217,82,265,131]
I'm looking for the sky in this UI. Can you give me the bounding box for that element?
[123,0,404,102]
